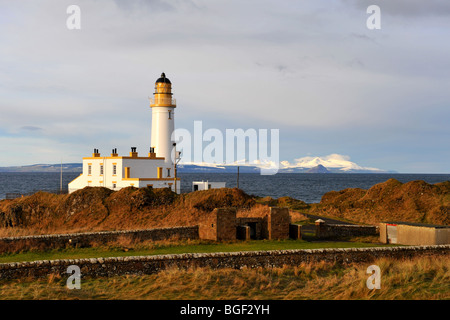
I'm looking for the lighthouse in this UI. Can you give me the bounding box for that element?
[68,72,181,194]
[150,73,176,167]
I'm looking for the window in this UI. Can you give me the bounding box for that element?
[112,164,117,175]
[100,164,104,175]
[88,165,92,175]
[112,183,116,189]
[167,168,171,177]
[168,110,172,119]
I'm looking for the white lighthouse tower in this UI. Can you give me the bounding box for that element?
[150,73,176,167]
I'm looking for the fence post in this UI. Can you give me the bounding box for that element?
[315,219,326,238]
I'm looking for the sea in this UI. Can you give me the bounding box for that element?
[0,172,449,203]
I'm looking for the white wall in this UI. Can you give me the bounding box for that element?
[68,155,180,193]
[151,106,175,167]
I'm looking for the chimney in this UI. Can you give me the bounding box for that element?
[93,148,100,157]
[148,147,156,158]
[130,147,138,158]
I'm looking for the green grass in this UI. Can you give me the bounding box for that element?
[0,239,391,264]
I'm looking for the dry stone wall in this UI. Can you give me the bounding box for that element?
[0,226,199,252]
[1,245,448,280]
[316,223,379,239]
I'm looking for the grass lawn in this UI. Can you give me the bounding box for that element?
[0,237,390,264]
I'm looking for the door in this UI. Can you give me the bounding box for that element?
[387,224,397,244]
[248,222,257,240]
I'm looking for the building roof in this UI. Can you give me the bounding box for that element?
[156,73,171,84]
[382,221,450,229]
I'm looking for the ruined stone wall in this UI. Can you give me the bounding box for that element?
[267,207,290,240]
[1,245,448,280]
[236,217,263,239]
[316,223,379,239]
[0,226,199,252]
[199,208,237,241]
[198,212,217,241]
[216,208,237,241]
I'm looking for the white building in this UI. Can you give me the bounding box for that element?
[192,181,226,191]
[69,73,181,194]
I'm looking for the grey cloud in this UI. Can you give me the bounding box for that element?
[342,0,450,17]
[112,0,176,12]
[21,126,43,131]
[112,0,202,14]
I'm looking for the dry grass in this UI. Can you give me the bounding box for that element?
[0,187,257,237]
[0,187,308,239]
[1,179,447,240]
[0,255,448,300]
[311,179,450,225]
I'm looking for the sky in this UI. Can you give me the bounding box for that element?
[0,0,449,173]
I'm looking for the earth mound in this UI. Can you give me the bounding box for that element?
[311,179,450,225]
[0,187,257,236]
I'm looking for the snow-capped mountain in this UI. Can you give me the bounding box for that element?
[178,154,392,173]
[0,154,393,174]
[279,154,386,173]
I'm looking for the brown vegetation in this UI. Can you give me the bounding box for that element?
[0,187,265,237]
[311,179,450,225]
[1,178,447,237]
[1,255,448,300]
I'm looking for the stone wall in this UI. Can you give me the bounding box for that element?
[1,245,448,280]
[199,207,290,241]
[217,208,237,241]
[199,208,237,241]
[316,221,379,239]
[0,226,199,252]
[236,217,263,239]
[267,207,290,240]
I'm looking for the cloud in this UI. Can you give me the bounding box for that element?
[0,1,448,172]
[20,126,43,131]
[341,0,450,17]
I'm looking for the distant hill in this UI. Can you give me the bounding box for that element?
[306,165,330,173]
[0,160,394,174]
[0,163,82,173]
[177,163,393,174]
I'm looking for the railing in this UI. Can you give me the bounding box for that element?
[150,97,176,106]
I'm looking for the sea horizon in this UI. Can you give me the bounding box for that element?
[1,171,449,203]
